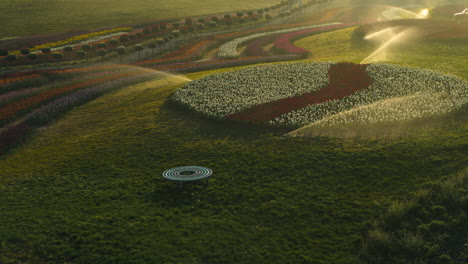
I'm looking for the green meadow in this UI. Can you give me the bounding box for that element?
[0,25,467,263]
[0,0,279,38]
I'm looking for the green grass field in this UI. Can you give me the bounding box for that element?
[0,25,467,263]
[0,0,278,38]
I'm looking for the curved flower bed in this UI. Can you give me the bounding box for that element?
[217,22,341,59]
[171,62,468,130]
[272,23,351,55]
[272,63,468,128]
[171,61,333,119]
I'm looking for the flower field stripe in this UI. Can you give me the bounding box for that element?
[132,39,216,67]
[48,31,131,52]
[25,72,157,126]
[0,69,135,106]
[217,22,342,59]
[228,63,372,124]
[10,27,133,54]
[272,23,351,54]
[0,70,145,125]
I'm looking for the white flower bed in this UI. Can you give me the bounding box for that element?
[171,62,468,130]
[217,22,341,59]
[50,32,129,52]
[269,63,468,128]
[301,91,454,128]
[171,61,333,119]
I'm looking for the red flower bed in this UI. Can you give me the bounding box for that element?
[273,23,346,55]
[245,36,274,57]
[228,62,372,124]
[0,123,33,152]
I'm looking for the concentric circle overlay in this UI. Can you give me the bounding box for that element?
[163,166,213,182]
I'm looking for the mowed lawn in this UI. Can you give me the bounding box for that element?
[0,0,278,38]
[0,29,467,263]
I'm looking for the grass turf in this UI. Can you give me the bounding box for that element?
[0,27,467,263]
[0,0,279,38]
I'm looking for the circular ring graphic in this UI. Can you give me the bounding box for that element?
[163,166,212,182]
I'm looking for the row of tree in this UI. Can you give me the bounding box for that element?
[0,0,323,66]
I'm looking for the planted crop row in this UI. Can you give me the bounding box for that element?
[0,68,144,126]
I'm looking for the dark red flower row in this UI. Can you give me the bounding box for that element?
[228,62,372,124]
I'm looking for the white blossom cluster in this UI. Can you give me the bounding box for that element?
[217,22,341,59]
[170,61,333,119]
[269,63,468,128]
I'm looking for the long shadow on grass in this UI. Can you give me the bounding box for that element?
[159,100,291,140]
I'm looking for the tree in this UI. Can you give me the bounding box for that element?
[247,11,254,16]
[108,39,118,46]
[82,44,92,51]
[41,47,51,55]
[197,23,205,32]
[119,34,129,43]
[160,23,167,30]
[180,28,188,40]
[52,53,63,69]
[27,53,38,69]
[134,44,144,60]
[148,42,157,56]
[172,22,180,29]
[0,49,8,57]
[198,18,205,24]
[185,18,193,26]
[188,26,195,35]
[208,21,217,35]
[143,27,152,34]
[97,43,107,49]
[266,14,272,20]
[155,38,165,53]
[237,12,244,18]
[81,45,92,59]
[116,46,126,64]
[224,14,231,19]
[264,7,271,12]
[172,30,180,45]
[20,48,30,56]
[97,49,107,64]
[163,36,171,47]
[211,16,218,22]
[76,50,87,62]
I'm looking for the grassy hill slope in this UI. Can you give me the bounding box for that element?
[0,0,278,38]
[0,28,467,263]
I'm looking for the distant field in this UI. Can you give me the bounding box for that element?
[0,0,278,38]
